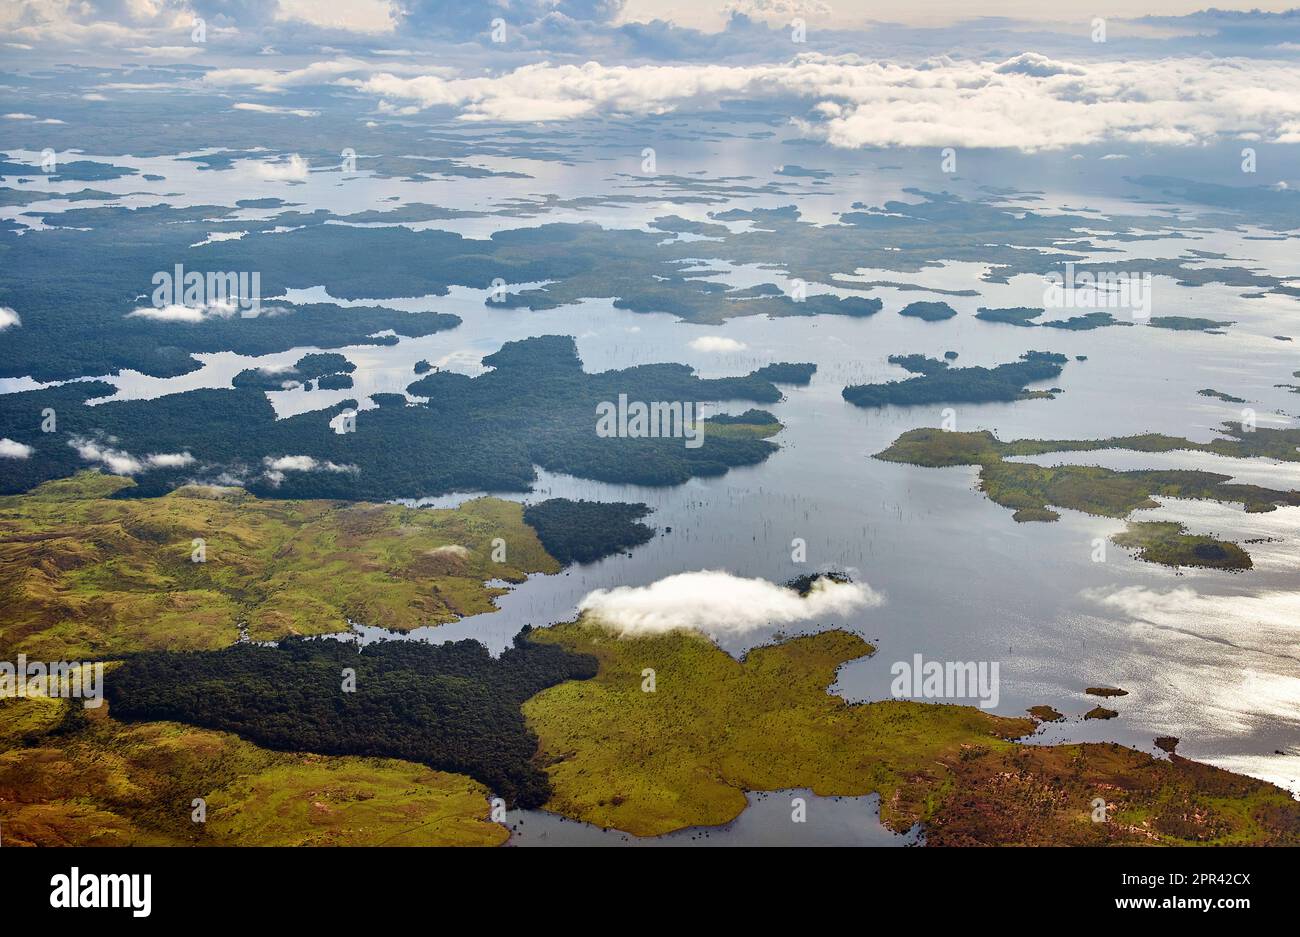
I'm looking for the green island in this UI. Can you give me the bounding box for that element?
[232,352,357,392]
[1149,316,1234,333]
[521,619,1300,844]
[842,352,1067,408]
[0,335,792,500]
[0,473,650,658]
[974,307,1130,331]
[898,300,957,321]
[1198,388,1247,404]
[874,425,1300,567]
[523,499,654,565]
[1115,521,1252,571]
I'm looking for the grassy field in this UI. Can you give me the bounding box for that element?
[0,696,507,846]
[523,620,1300,844]
[0,472,559,658]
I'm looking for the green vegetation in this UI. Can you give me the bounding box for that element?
[523,499,654,565]
[1149,316,1233,332]
[899,301,956,321]
[1028,705,1064,722]
[232,351,356,391]
[0,336,792,500]
[1114,521,1252,570]
[0,473,561,657]
[842,352,1067,408]
[975,306,1042,326]
[874,426,1300,565]
[1198,388,1247,403]
[0,700,507,846]
[751,362,816,385]
[105,631,597,809]
[523,621,1300,844]
[973,307,1129,331]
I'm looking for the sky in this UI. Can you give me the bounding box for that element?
[2,3,1299,153]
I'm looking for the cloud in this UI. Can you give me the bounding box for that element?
[204,58,383,93]
[70,437,194,475]
[0,306,20,330]
[689,335,747,352]
[343,53,1300,150]
[262,454,357,484]
[126,300,239,322]
[254,153,310,181]
[126,45,203,59]
[0,438,34,459]
[232,102,320,117]
[146,451,197,469]
[276,0,398,33]
[577,569,883,638]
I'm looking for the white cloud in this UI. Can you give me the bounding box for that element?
[126,45,203,59]
[3,112,37,119]
[0,306,20,330]
[343,54,1300,151]
[578,570,883,638]
[0,438,34,459]
[276,0,397,33]
[254,154,310,182]
[232,102,320,117]
[689,335,747,352]
[262,454,357,484]
[126,300,239,322]
[203,58,386,93]
[146,451,196,469]
[69,438,194,475]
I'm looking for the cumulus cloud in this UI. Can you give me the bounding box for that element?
[70,437,194,475]
[254,153,310,182]
[0,438,34,459]
[0,306,20,330]
[126,300,240,322]
[689,335,747,352]
[577,569,883,638]
[262,454,357,484]
[276,0,398,33]
[342,54,1300,150]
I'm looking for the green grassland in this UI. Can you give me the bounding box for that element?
[523,621,1300,844]
[0,472,559,658]
[874,426,1300,567]
[0,697,506,846]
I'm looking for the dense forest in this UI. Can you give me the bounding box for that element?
[105,631,598,808]
[523,499,654,564]
[0,335,789,499]
[842,351,1068,408]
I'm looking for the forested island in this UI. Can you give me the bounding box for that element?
[0,336,794,500]
[842,351,1067,408]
